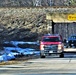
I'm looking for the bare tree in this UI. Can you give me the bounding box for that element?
[33,0,41,6]
[49,0,54,6]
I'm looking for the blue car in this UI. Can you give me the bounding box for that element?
[66,34,76,48]
[0,52,15,62]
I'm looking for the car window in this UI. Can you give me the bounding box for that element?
[3,43,16,47]
[17,44,39,50]
[11,50,19,53]
[42,37,60,42]
[17,44,29,48]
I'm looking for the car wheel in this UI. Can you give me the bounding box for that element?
[66,45,68,48]
[40,52,45,58]
[59,53,64,58]
[40,55,45,58]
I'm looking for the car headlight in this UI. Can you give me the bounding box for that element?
[66,40,68,43]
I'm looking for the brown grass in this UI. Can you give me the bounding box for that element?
[0,60,19,65]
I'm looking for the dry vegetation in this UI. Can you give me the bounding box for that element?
[0,0,76,6]
[0,7,76,44]
[0,61,18,65]
[0,8,48,44]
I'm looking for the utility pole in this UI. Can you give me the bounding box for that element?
[52,20,55,34]
[47,20,54,34]
[46,12,55,34]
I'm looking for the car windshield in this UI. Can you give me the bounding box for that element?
[70,36,76,39]
[42,37,60,42]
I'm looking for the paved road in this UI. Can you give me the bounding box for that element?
[1,52,76,75]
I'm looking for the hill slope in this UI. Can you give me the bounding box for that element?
[0,8,48,43]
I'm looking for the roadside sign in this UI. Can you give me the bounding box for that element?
[68,14,76,21]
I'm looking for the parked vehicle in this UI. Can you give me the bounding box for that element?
[3,41,40,56]
[0,51,15,62]
[21,48,40,56]
[40,34,64,58]
[66,34,76,48]
[4,46,22,57]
